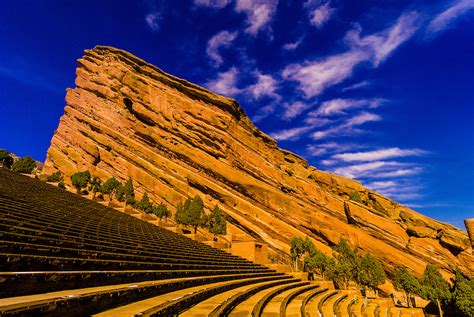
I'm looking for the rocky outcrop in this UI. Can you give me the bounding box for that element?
[44,46,473,278]
[466,219,474,250]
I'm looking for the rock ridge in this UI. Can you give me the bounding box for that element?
[44,46,473,278]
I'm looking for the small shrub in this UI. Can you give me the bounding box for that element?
[46,171,63,182]
[71,171,91,193]
[349,191,362,203]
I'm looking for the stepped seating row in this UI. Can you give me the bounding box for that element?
[0,169,426,316]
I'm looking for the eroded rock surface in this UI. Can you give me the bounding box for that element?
[44,46,473,277]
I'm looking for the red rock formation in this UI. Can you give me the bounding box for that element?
[44,46,473,278]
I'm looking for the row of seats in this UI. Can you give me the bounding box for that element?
[0,168,425,316]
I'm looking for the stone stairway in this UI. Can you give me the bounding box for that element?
[0,168,425,316]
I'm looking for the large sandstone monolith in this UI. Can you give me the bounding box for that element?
[44,46,473,278]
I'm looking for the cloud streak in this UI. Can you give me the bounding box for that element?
[235,0,279,35]
[282,11,419,98]
[427,0,474,35]
[206,31,238,67]
[333,147,428,162]
[312,112,381,139]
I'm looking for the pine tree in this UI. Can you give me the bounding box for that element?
[89,177,102,198]
[451,269,474,317]
[331,238,360,289]
[153,203,171,221]
[123,177,135,206]
[136,193,153,213]
[392,266,421,308]
[207,205,227,239]
[70,171,91,193]
[290,237,305,271]
[420,264,451,317]
[12,156,36,174]
[356,253,386,297]
[100,177,121,201]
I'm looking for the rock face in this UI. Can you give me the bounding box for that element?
[44,46,473,278]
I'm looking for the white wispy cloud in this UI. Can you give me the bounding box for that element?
[194,0,231,8]
[333,147,428,162]
[370,167,423,178]
[282,101,312,120]
[282,50,367,98]
[331,161,406,178]
[310,98,384,117]
[345,11,419,66]
[253,103,277,122]
[271,125,314,141]
[205,67,241,96]
[312,112,381,139]
[246,71,280,100]
[145,12,160,31]
[206,30,238,67]
[364,180,397,191]
[283,37,303,50]
[342,80,370,92]
[306,142,364,157]
[282,11,419,97]
[427,0,474,35]
[306,1,335,28]
[235,0,279,35]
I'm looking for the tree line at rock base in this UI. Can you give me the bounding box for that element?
[51,170,227,239]
[290,236,473,317]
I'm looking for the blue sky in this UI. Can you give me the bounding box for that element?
[0,0,473,229]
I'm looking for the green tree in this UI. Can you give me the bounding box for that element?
[100,177,121,201]
[175,195,206,234]
[451,269,474,317]
[46,171,63,182]
[304,236,317,255]
[136,192,153,213]
[70,171,91,193]
[290,237,305,271]
[0,149,13,169]
[304,248,334,279]
[392,266,421,308]
[331,238,360,289]
[121,177,135,206]
[349,191,362,203]
[356,253,386,297]
[89,177,102,198]
[207,204,227,239]
[174,201,185,224]
[12,156,36,174]
[153,203,171,221]
[420,264,450,317]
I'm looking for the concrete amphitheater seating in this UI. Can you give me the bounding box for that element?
[0,168,424,316]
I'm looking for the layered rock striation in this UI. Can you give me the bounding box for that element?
[44,46,473,277]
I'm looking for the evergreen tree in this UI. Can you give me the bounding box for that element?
[46,171,63,183]
[207,204,227,239]
[356,253,386,297]
[153,203,171,221]
[12,156,36,174]
[136,193,153,213]
[70,171,91,193]
[100,177,121,201]
[290,237,305,271]
[451,269,474,317]
[392,266,421,308]
[89,177,102,198]
[123,177,135,206]
[304,248,334,279]
[331,238,360,289]
[420,264,451,317]
[174,201,185,224]
[0,149,13,169]
[187,195,205,234]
